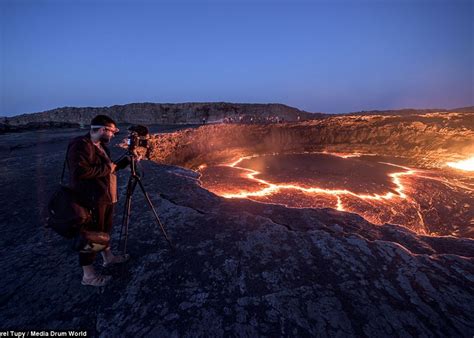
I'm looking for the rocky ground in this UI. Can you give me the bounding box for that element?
[0,126,473,337]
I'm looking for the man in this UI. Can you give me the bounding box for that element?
[67,115,130,286]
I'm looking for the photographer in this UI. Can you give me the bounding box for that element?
[67,115,130,286]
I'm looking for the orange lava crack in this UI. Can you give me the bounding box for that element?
[198,152,474,236]
[220,153,416,212]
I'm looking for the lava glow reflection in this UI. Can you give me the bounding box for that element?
[447,156,474,171]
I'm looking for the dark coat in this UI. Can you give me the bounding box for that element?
[67,133,117,207]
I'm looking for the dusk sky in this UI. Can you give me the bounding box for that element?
[1,0,472,116]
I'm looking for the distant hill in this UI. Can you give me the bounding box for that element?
[0,102,326,128]
[2,103,472,133]
[346,106,474,116]
[449,106,474,113]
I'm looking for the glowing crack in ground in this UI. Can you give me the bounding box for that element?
[222,153,415,210]
[198,152,473,237]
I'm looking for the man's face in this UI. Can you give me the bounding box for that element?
[99,124,118,144]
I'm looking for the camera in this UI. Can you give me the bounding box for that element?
[127,125,149,151]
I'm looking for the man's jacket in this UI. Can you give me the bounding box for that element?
[67,133,117,207]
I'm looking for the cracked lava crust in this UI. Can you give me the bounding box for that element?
[197,152,473,238]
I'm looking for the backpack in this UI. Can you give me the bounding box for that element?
[45,145,92,238]
[47,185,92,238]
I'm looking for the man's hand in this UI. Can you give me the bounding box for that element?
[109,162,117,173]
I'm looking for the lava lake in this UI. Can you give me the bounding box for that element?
[199,152,473,237]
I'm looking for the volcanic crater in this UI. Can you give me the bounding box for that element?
[147,113,474,238]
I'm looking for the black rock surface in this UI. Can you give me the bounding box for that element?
[0,128,473,337]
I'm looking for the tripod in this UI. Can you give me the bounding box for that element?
[118,153,173,254]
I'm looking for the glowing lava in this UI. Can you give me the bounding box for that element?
[198,152,473,237]
[447,156,474,172]
[220,153,415,212]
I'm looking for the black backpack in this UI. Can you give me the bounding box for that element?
[46,146,92,238]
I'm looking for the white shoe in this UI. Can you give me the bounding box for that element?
[81,274,112,287]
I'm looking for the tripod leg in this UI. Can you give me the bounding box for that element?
[119,190,130,247]
[135,177,173,249]
[119,177,138,254]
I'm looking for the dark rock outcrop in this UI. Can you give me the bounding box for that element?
[0,121,80,134]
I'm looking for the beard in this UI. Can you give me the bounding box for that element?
[100,134,112,144]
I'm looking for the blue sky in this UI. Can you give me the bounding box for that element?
[1,0,472,116]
